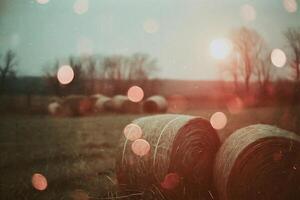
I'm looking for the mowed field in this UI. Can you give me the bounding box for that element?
[0,107,286,199]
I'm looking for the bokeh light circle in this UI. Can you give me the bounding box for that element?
[131,139,151,157]
[210,38,233,59]
[271,48,287,68]
[240,4,256,21]
[143,19,159,34]
[36,0,49,4]
[32,173,47,191]
[127,86,144,102]
[283,0,298,13]
[123,123,143,141]
[57,65,74,85]
[74,0,89,15]
[210,112,227,130]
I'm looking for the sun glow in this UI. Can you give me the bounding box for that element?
[210,38,233,60]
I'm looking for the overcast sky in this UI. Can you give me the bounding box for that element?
[0,0,299,80]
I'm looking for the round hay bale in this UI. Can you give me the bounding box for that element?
[214,124,300,200]
[116,114,220,199]
[61,95,92,116]
[94,95,111,113]
[143,96,168,113]
[104,95,129,113]
[48,101,62,116]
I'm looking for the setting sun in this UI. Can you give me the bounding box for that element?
[210,38,233,60]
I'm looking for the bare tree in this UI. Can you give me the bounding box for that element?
[128,53,157,80]
[253,44,274,94]
[44,60,61,95]
[102,53,156,80]
[0,50,17,93]
[230,27,266,92]
[101,53,157,94]
[285,27,300,81]
[82,56,98,94]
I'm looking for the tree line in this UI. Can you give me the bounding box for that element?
[43,53,157,96]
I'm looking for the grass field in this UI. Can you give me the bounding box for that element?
[0,107,289,199]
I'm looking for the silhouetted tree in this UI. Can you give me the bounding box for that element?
[283,27,300,134]
[0,50,17,93]
[285,27,300,81]
[102,53,157,94]
[230,27,267,92]
[253,46,274,95]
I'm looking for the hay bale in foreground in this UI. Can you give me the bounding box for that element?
[116,114,220,199]
[61,95,92,116]
[143,96,168,113]
[214,124,300,200]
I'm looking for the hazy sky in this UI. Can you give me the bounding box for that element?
[0,0,299,80]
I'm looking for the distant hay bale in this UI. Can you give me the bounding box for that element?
[48,101,61,116]
[116,114,220,199]
[104,95,128,112]
[94,95,111,113]
[143,95,168,113]
[214,124,300,200]
[61,95,92,116]
[104,95,140,113]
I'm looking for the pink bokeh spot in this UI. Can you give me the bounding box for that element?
[131,139,150,157]
[57,65,74,85]
[210,112,227,130]
[127,86,144,102]
[32,173,48,191]
[123,123,143,141]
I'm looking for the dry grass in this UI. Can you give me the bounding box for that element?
[0,106,294,199]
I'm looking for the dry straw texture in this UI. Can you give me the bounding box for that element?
[214,124,300,200]
[143,95,168,113]
[116,114,220,199]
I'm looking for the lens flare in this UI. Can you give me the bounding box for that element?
[32,173,47,191]
[240,4,256,21]
[283,0,298,13]
[131,139,150,157]
[210,38,232,60]
[123,123,143,141]
[143,19,159,34]
[210,112,227,130]
[57,65,74,85]
[127,86,144,103]
[271,48,287,68]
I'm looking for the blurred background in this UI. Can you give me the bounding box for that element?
[0,0,299,199]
